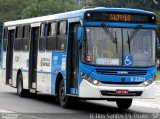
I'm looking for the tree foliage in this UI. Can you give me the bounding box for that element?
[0,0,79,24]
[21,0,79,18]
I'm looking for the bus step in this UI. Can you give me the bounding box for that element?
[30,89,36,93]
[32,82,36,89]
[9,79,12,85]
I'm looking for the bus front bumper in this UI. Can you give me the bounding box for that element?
[79,79,156,99]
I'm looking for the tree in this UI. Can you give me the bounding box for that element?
[0,0,79,23]
[21,0,79,18]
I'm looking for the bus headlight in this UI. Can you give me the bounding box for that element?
[80,72,99,85]
[143,77,155,86]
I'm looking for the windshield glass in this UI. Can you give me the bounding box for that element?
[82,27,156,67]
[123,28,155,67]
[82,27,122,66]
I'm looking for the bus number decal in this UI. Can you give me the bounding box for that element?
[131,77,145,82]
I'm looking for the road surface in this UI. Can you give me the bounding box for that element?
[0,80,160,119]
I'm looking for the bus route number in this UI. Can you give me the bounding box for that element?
[131,77,145,82]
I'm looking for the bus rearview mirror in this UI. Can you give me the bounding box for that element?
[77,27,84,41]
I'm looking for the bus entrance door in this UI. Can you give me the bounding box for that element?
[67,23,80,95]
[29,26,39,93]
[6,29,15,85]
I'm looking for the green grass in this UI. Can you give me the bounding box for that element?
[156,70,160,80]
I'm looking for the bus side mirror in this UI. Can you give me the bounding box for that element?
[77,27,84,41]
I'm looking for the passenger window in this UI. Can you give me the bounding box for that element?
[59,21,67,35]
[39,22,57,52]
[46,22,57,51]
[39,23,47,52]
[22,38,30,51]
[14,26,23,51]
[23,25,30,38]
[50,22,57,36]
[40,24,48,37]
[39,38,46,52]
[14,39,22,51]
[56,21,67,51]
[15,27,23,38]
[46,37,56,51]
[41,24,45,38]
[22,25,30,51]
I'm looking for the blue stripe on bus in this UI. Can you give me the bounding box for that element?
[2,68,52,74]
[84,22,157,29]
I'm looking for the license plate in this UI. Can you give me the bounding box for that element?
[116,89,128,94]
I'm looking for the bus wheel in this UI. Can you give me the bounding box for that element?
[17,72,27,97]
[116,99,132,109]
[59,80,72,108]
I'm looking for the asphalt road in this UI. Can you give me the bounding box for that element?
[0,84,160,119]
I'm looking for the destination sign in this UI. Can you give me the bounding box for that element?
[84,12,156,24]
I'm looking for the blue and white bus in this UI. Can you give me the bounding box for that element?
[1,7,157,109]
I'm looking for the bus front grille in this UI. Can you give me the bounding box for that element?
[96,69,147,76]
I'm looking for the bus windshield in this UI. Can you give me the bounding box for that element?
[82,27,156,67]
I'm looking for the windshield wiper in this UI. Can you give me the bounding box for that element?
[127,31,131,54]
[127,25,142,54]
[102,23,118,54]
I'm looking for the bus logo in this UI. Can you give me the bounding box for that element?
[117,71,128,74]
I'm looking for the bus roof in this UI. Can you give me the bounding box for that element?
[4,7,156,27]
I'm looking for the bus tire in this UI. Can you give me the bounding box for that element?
[59,80,73,108]
[116,99,132,109]
[17,72,28,97]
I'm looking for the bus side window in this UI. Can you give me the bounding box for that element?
[14,26,22,51]
[3,28,8,51]
[46,22,57,51]
[22,25,30,51]
[39,23,47,52]
[56,21,67,51]
[15,27,23,39]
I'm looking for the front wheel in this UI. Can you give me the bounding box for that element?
[116,99,132,109]
[59,80,74,108]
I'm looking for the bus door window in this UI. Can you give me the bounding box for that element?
[6,29,15,84]
[67,23,80,93]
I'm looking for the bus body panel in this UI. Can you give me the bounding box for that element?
[37,52,52,94]
[22,71,29,89]
[37,72,51,94]
[51,52,67,95]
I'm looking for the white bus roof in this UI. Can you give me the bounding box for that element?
[4,10,84,27]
